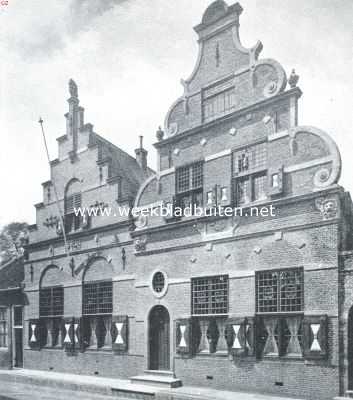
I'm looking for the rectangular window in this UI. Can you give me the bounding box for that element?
[256,268,304,313]
[203,88,236,123]
[192,275,228,315]
[65,192,82,233]
[0,308,7,348]
[175,162,203,215]
[82,281,113,350]
[39,287,64,348]
[39,287,64,317]
[233,142,267,175]
[232,142,268,206]
[82,281,113,315]
[176,162,203,194]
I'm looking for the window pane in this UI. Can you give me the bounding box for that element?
[83,281,112,315]
[253,174,267,201]
[233,142,267,174]
[256,269,303,313]
[192,275,228,315]
[176,166,190,193]
[40,287,63,317]
[235,177,250,205]
[52,287,64,316]
[279,270,304,312]
[39,288,52,316]
[203,88,235,123]
[14,307,22,326]
[257,271,278,313]
[191,163,203,189]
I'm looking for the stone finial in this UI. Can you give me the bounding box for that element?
[288,69,299,88]
[156,126,164,141]
[69,79,78,98]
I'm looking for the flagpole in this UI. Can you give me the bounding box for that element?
[38,117,71,263]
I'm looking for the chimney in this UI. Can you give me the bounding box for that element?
[135,135,148,171]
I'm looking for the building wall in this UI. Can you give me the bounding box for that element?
[23,2,350,400]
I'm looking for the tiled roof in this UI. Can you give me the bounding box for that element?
[0,257,24,290]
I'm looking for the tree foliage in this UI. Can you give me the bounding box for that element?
[0,222,29,265]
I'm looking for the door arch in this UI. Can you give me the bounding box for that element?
[149,305,170,370]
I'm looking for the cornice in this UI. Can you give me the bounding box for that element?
[154,88,302,148]
[134,218,339,257]
[24,239,133,265]
[132,185,343,238]
[25,219,132,251]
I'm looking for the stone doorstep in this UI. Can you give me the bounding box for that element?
[130,373,182,388]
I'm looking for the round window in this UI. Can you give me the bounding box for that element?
[152,271,165,293]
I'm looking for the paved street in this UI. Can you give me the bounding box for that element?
[0,382,119,400]
[0,370,304,400]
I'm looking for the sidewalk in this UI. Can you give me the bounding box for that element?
[0,369,303,400]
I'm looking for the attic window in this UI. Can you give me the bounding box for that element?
[203,87,235,123]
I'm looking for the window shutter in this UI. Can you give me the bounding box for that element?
[63,317,74,352]
[303,315,328,360]
[73,317,81,351]
[28,319,41,350]
[218,186,230,207]
[176,318,193,355]
[245,317,256,356]
[226,317,255,357]
[112,315,128,352]
[268,166,284,196]
[206,186,217,208]
[81,210,90,229]
[255,316,268,359]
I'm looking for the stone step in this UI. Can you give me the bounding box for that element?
[143,369,175,378]
[130,374,182,388]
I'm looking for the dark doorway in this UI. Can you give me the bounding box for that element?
[149,305,170,370]
[13,306,23,368]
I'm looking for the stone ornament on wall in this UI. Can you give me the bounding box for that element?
[134,235,147,252]
[194,217,240,241]
[43,216,59,228]
[315,197,339,220]
[135,214,148,229]
[289,126,342,189]
[67,240,81,252]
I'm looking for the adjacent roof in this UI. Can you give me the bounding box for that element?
[0,257,25,305]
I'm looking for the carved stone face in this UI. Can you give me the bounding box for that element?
[324,200,335,213]
[322,199,337,219]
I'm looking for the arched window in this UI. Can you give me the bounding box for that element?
[82,258,113,350]
[64,179,82,233]
[39,265,64,348]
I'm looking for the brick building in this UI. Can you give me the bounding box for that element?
[0,257,25,369]
[21,1,353,399]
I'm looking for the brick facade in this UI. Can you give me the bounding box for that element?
[20,2,353,400]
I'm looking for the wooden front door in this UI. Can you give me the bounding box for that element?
[149,305,170,370]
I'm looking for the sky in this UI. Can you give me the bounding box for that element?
[0,0,352,227]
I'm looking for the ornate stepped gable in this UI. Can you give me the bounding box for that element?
[134,0,341,234]
[164,0,287,137]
